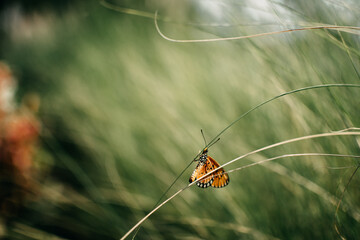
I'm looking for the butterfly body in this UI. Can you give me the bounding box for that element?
[189,148,229,188]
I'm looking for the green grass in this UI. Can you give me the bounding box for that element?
[1,0,360,239]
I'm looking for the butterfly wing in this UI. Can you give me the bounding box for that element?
[207,156,230,188]
[189,160,214,188]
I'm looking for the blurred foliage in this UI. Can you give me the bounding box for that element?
[0,0,80,13]
[0,0,360,239]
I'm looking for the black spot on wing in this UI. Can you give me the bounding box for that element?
[196,178,213,188]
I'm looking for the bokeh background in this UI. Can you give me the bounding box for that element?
[0,0,360,239]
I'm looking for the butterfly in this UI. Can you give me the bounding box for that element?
[189,148,229,188]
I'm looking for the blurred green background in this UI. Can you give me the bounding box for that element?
[0,0,360,239]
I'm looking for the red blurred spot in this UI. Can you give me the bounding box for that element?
[0,61,40,219]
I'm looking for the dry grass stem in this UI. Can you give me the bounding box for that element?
[154,11,360,43]
[120,129,360,240]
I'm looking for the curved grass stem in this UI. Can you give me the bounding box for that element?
[334,165,360,239]
[154,11,360,43]
[120,130,360,240]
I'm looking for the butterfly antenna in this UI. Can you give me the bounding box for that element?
[201,129,220,149]
[208,137,220,149]
[201,129,207,146]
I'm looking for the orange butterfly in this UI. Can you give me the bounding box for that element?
[189,148,229,188]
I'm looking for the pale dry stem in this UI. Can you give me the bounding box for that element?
[120,129,360,240]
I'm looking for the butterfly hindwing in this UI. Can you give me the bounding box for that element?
[207,156,230,188]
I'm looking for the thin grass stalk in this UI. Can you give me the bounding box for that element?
[154,11,360,43]
[120,130,360,240]
[334,165,360,239]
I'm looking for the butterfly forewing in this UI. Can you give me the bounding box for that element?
[189,160,214,188]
